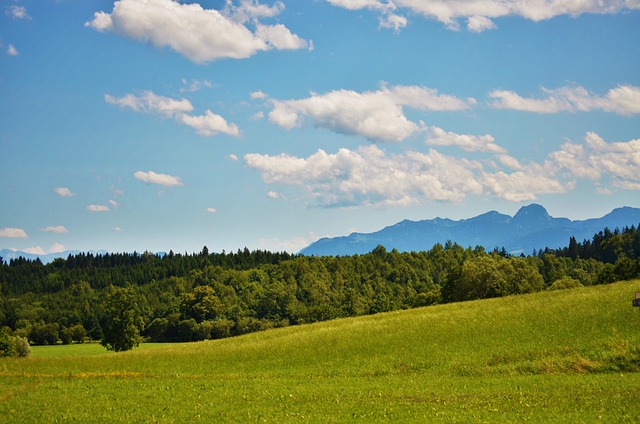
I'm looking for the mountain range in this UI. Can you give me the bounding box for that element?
[0,249,108,265]
[3,204,639,263]
[300,204,640,256]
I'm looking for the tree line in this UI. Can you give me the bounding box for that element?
[1,225,639,353]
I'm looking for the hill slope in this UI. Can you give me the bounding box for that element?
[3,280,640,422]
[301,204,640,256]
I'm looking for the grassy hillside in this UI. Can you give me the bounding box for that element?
[2,280,640,422]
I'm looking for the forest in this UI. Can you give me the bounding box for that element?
[1,225,639,351]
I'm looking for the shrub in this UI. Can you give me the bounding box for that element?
[0,328,30,358]
[13,336,31,358]
[0,327,16,357]
[548,276,583,291]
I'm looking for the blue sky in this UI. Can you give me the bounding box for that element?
[1,0,639,255]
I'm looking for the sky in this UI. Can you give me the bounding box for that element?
[1,0,639,255]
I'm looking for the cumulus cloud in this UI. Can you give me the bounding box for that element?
[489,84,640,115]
[327,0,406,31]
[246,146,489,206]
[180,79,214,93]
[178,110,240,137]
[267,191,283,199]
[548,132,640,188]
[425,126,506,153]
[268,84,475,142]
[257,233,321,253]
[134,170,184,188]
[86,0,309,63]
[87,204,110,212]
[0,227,28,238]
[250,90,268,100]
[467,16,496,32]
[225,0,285,23]
[50,243,66,253]
[6,5,30,20]
[106,90,240,137]
[7,44,19,56]
[206,207,217,213]
[245,132,640,207]
[326,0,640,32]
[23,243,66,255]
[39,226,69,234]
[105,91,193,116]
[255,24,310,50]
[23,246,46,255]
[54,187,75,197]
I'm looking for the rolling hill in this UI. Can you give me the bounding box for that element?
[2,280,639,422]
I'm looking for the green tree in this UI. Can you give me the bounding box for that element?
[101,287,144,352]
[180,286,225,323]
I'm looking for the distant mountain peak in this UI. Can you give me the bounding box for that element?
[513,203,549,219]
[511,203,552,228]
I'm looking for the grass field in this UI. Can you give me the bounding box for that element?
[2,280,640,422]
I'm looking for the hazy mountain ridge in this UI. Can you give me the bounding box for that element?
[0,250,109,265]
[300,204,640,256]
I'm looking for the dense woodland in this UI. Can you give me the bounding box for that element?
[1,225,639,349]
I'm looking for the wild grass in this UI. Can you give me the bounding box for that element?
[1,280,639,422]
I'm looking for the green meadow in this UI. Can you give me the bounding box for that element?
[2,280,640,423]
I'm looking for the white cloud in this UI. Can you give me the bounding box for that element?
[39,226,69,234]
[268,84,475,142]
[481,165,566,202]
[496,154,524,171]
[425,126,506,153]
[467,15,496,32]
[326,0,640,32]
[23,243,66,255]
[225,0,285,23]
[255,24,309,50]
[379,11,408,31]
[246,131,640,207]
[267,191,283,199]
[228,154,239,161]
[7,44,19,56]
[87,204,110,212]
[86,0,309,63]
[245,145,490,206]
[105,91,193,116]
[6,5,30,20]
[250,90,268,100]
[206,207,217,213]
[113,226,123,232]
[23,246,46,255]
[54,187,75,197]
[180,79,214,93]
[327,0,407,31]
[110,186,125,197]
[106,90,240,137]
[0,227,28,238]
[547,132,640,188]
[178,110,240,137]
[49,243,66,253]
[489,84,640,115]
[134,170,184,188]
[257,233,320,253]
